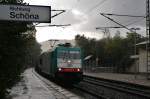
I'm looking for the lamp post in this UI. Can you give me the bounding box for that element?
[130,28,140,55]
[130,28,140,79]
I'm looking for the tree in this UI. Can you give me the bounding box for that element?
[0,0,41,98]
[75,35,90,57]
[75,31,145,73]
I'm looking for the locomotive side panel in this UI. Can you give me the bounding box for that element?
[50,51,57,77]
[40,53,51,75]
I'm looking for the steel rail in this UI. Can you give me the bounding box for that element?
[73,84,108,99]
[83,75,150,98]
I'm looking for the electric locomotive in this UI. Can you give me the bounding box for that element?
[36,43,83,83]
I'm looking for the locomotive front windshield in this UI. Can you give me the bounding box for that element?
[58,50,81,59]
[57,50,82,68]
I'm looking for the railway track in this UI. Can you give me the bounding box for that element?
[75,75,150,99]
[33,69,150,99]
[34,68,102,99]
[32,69,82,99]
[73,83,107,99]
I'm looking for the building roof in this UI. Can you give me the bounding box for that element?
[136,41,149,46]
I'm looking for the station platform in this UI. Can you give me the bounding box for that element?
[84,72,150,87]
[9,68,56,99]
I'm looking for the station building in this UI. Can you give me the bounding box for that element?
[128,41,149,73]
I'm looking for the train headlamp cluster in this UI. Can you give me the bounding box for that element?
[58,68,81,72]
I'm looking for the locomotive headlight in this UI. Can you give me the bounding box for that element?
[67,60,71,63]
[77,68,80,72]
[58,68,62,71]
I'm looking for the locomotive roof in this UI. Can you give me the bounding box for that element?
[41,46,81,55]
[55,46,81,51]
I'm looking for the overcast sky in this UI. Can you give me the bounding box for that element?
[25,0,147,42]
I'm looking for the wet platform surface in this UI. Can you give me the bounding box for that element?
[9,69,56,99]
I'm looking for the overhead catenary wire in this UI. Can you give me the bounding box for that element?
[125,17,145,26]
[51,0,109,29]
[50,0,81,28]
[96,12,145,31]
[35,24,71,27]
[51,10,66,18]
[85,0,108,14]
[96,17,144,30]
[35,10,70,28]
[61,0,109,22]
[100,13,146,18]
[100,13,132,31]
[96,26,122,29]
[99,12,145,28]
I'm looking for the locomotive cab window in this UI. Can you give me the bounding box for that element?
[58,50,81,59]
